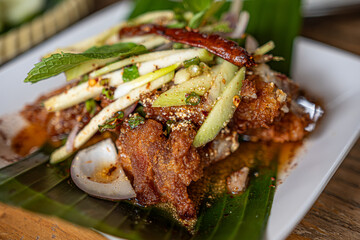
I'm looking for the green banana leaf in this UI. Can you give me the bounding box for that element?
[0,142,278,240]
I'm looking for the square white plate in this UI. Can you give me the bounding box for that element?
[0,1,359,239]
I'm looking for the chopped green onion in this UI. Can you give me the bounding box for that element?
[254,41,275,56]
[98,111,124,132]
[99,78,110,86]
[165,120,175,135]
[85,99,97,115]
[123,65,140,82]
[184,56,200,68]
[173,43,184,49]
[185,92,201,106]
[102,88,114,100]
[128,114,145,129]
[134,105,146,118]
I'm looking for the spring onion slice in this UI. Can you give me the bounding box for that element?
[92,48,212,78]
[254,41,275,55]
[114,63,180,98]
[65,36,167,81]
[193,67,246,148]
[44,54,193,112]
[50,71,174,164]
[91,49,185,78]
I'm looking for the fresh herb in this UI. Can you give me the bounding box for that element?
[25,42,147,83]
[123,64,140,82]
[166,22,187,28]
[99,78,109,86]
[173,8,187,22]
[134,105,146,118]
[85,99,97,115]
[164,120,175,136]
[102,88,114,100]
[98,111,124,132]
[173,43,184,49]
[187,0,226,29]
[212,22,232,32]
[188,10,207,29]
[128,114,145,129]
[185,92,201,106]
[183,56,200,68]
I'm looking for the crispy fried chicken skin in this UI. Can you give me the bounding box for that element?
[116,119,202,218]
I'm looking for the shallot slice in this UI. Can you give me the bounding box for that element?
[70,139,136,200]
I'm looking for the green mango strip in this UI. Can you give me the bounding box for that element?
[152,65,220,107]
[193,67,245,148]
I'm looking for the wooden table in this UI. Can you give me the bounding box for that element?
[0,4,359,240]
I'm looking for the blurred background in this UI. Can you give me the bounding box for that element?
[0,0,359,239]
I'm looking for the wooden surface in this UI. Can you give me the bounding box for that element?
[0,3,360,240]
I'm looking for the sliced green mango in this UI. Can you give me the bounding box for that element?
[193,67,246,148]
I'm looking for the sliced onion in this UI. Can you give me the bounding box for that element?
[66,123,79,153]
[70,139,136,200]
[123,102,138,118]
[245,35,259,54]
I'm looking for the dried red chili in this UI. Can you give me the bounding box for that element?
[119,24,255,68]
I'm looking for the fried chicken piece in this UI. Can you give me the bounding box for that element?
[243,112,310,142]
[231,75,287,133]
[116,119,202,219]
[21,84,101,140]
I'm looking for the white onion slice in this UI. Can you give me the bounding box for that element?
[70,139,136,200]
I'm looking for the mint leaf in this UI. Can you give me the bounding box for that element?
[81,43,146,59]
[188,10,207,28]
[123,64,140,82]
[25,42,147,83]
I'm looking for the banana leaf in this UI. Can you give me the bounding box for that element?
[0,142,278,240]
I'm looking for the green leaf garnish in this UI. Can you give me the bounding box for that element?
[188,10,207,29]
[101,88,114,100]
[123,64,140,82]
[24,42,147,83]
[98,111,124,132]
[185,92,201,106]
[128,113,145,129]
[85,99,97,115]
[183,57,201,68]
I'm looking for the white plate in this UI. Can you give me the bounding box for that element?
[0,2,360,240]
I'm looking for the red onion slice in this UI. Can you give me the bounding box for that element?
[66,123,79,152]
[70,139,136,200]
